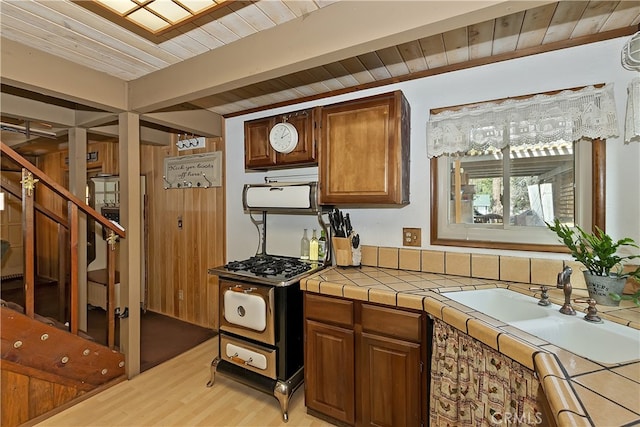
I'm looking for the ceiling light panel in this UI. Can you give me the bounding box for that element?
[178,0,215,14]
[91,0,228,35]
[147,0,190,23]
[128,7,170,32]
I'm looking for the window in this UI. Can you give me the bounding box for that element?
[428,84,618,251]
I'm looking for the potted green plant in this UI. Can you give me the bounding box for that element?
[546,218,640,306]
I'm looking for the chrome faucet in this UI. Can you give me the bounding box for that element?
[557,266,576,315]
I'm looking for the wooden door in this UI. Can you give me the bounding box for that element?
[319,91,410,205]
[275,108,318,166]
[305,319,355,425]
[244,117,276,169]
[359,332,421,427]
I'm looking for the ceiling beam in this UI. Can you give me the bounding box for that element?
[128,0,553,112]
[89,124,172,146]
[141,109,222,137]
[1,92,76,127]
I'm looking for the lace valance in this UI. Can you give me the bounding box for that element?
[427,84,620,158]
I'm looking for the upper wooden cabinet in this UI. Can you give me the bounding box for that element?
[319,90,410,205]
[244,108,318,170]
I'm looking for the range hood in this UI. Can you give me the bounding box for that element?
[243,182,321,213]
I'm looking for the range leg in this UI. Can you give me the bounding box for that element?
[274,380,291,422]
[206,357,221,387]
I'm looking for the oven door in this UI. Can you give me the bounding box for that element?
[220,280,275,345]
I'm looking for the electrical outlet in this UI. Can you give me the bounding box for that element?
[403,228,421,247]
[178,290,184,300]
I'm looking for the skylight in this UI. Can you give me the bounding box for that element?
[94,0,228,34]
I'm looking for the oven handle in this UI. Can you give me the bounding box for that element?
[229,353,253,366]
[230,285,258,294]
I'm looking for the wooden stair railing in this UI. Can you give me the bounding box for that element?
[1,141,126,349]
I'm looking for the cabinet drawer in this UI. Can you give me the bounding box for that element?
[305,293,354,327]
[361,304,422,342]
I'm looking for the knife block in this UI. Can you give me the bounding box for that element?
[332,237,353,266]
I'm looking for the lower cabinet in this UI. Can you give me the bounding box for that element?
[304,292,427,427]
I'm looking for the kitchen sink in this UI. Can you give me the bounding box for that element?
[442,288,640,364]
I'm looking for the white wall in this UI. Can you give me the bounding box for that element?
[224,36,640,263]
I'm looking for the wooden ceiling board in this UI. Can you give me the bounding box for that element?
[356,52,393,81]
[492,10,526,55]
[375,46,411,77]
[397,40,430,74]
[418,34,448,69]
[442,27,470,64]
[601,2,640,30]
[571,1,622,37]
[336,57,376,86]
[468,19,496,59]
[542,1,588,43]
[516,3,558,49]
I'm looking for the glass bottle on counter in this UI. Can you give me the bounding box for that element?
[309,229,319,261]
[318,229,327,260]
[300,229,310,260]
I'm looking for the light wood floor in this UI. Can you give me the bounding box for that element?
[36,338,333,427]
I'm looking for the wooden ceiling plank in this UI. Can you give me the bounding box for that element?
[254,0,298,25]
[376,46,411,77]
[492,10,526,55]
[442,27,470,64]
[227,1,276,32]
[0,4,157,78]
[542,1,588,43]
[305,66,346,91]
[324,62,361,87]
[339,57,377,85]
[173,22,225,48]
[397,40,429,74]
[516,3,558,49]
[0,26,140,81]
[419,34,448,69]
[357,52,393,81]
[571,1,621,38]
[18,0,178,68]
[468,19,495,59]
[599,1,640,31]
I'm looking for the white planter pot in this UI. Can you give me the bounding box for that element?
[583,271,627,306]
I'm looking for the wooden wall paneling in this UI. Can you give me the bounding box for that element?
[1,369,29,427]
[29,377,57,417]
[140,135,224,329]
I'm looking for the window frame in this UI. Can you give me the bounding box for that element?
[430,140,606,252]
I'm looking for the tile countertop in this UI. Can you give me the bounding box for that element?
[301,265,640,427]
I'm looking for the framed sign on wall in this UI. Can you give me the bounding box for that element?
[163,152,222,189]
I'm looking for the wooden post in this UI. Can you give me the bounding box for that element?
[68,203,79,335]
[107,233,117,349]
[21,169,36,318]
[58,223,68,322]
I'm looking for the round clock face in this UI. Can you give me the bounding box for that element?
[269,122,299,154]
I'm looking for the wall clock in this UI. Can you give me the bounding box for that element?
[269,122,299,154]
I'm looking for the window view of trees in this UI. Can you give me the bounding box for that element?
[448,141,574,228]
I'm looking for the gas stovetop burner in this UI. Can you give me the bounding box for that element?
[212,254,324,286]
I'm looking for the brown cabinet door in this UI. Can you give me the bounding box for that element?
[244,117,276,169]
[359,332,421,427]
[244,109,318,170]
[319,91,410,205]
[276,108,318,166]
[305,319,355,425]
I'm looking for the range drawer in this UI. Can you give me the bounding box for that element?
[305,293,354,327]
[361,303,422,343]
[221,335,277,379]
